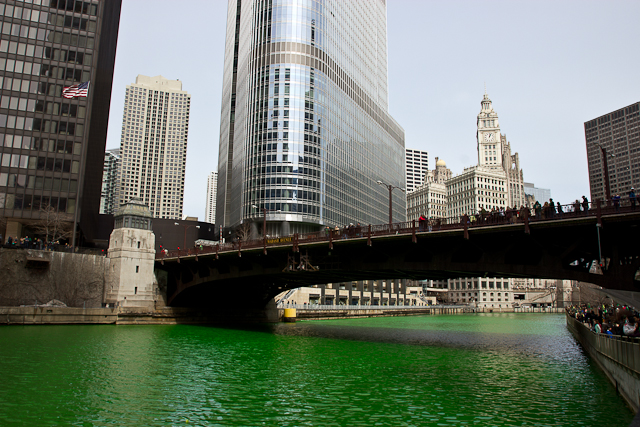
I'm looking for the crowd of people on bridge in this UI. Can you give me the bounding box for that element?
[1,235,70,251]
[567,303,640,338]
[456,197,591,227]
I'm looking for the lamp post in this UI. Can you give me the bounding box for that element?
[251,205,281,237]
[251,205,267,238]
[376,180,405,227]
[174,222,200,250]
[593,142,615,205]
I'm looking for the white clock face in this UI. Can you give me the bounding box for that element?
[484,132,495,142]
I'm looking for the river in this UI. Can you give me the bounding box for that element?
[0,313,633,426]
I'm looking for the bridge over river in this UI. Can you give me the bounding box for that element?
[156,202,640,308]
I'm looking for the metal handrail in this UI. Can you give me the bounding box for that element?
[157,200,638,260]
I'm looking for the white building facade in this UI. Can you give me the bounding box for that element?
[205,171,217,224]
[425,277,572,309]
[118,75,191,220]
[405,148,430,193]
[446,93,525,218]
[407,157,451,221]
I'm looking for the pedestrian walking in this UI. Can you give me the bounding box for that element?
[582,196,589,214]
[630,188,636,210]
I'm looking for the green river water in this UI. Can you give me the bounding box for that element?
[0,313,633,426]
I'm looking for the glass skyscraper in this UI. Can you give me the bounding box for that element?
[217,0,405,236]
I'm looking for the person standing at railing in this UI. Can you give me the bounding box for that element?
[613,194,621,212]
[418,215,426,232]
[629,188,636,210]
[582,196,589,214]
[542,201,549,220]
[556,202,563,218]
[549,199,556,218]
[533,201,542,219]
[572,199,581,215]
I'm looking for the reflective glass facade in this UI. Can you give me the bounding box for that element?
[0,0,121,243]
[217,0,405,235]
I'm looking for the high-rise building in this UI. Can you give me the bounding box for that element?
[407,157,451,221]
[585,102,640,203]
[0,1,122,244]
[447,93,525,217]
[118,75,190,220]
[205,171,217,224]
[405,148,429,193]
[216,0,405,237]
[100,147,119,214]
[523,182,551,206]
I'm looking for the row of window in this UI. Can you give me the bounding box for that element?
[2,21,97,48]
[1,153,79,173]
[0,191,75,213]
[0,37,94,62]
[1,77,91,97]
[2,134,80,154]
[0,173,78,192]
[0,114,84,136]
[49,0,99,15]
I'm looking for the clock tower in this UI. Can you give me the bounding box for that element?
[477,92,502,167]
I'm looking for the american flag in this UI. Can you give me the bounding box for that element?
[62,81,90,99]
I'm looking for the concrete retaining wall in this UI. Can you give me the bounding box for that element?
[0,301,280,325]
[0,306,118,324]
[0,248,108,308]
[566,314,640,413]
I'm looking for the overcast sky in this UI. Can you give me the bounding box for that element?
[105,0,640,220]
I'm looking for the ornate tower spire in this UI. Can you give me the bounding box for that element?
[477,92,501,167]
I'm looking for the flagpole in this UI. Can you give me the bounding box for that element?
[64,81,90,251]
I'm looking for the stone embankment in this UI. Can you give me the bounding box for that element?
[0,248,108,308]
[0,306,277,325]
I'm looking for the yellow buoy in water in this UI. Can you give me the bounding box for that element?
[283,308,297,322]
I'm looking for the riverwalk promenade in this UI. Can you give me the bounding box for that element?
[566,313,640,423]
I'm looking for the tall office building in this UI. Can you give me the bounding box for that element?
[585,102,640,203]
[205,171,217,224]
[216,0,405,237]
[0,0,121,244]
[118,75,190,220]
[405,148,429,193]
[99,147,119,214]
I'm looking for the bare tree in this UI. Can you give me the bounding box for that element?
[574,282,609,306]
[33,205,73,243]
[235,222,252,242]
[0,214,6,243]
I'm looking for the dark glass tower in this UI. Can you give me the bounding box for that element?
[0,0,121,245]
[216,0,405,237]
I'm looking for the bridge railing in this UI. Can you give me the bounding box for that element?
[157,199,637,260]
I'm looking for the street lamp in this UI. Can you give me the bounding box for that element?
[593,142,615,205]
[174,222,200,250]
[251,205,267,238]
[377,180,405,227]
[251,205,281,237]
